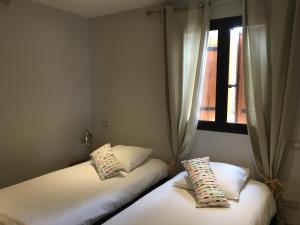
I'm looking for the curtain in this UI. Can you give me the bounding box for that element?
[163,3,210,173]
[243,0,300,196]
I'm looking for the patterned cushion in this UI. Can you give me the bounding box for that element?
[90,143,124,180]
[182,157,230,208]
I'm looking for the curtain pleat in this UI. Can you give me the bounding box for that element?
[163,3,210,172]
[244,0,300,222]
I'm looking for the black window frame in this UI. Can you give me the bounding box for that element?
[197,16,248,135]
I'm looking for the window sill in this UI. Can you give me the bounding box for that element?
[197,121,248,135]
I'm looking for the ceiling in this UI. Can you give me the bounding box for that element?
[31,0,167,18]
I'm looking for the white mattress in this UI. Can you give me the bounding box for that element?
[103,172,276,225]
[0,158,168,225]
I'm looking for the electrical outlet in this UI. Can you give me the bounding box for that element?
[291,140,300,150]
[102,121,108,127]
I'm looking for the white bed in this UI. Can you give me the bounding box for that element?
[103,171,276,225]
[0,158,168,225]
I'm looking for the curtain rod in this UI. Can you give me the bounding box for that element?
[0,0,10,5]
[146,0,227,16]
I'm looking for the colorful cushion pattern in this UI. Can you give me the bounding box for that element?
[90,143,124,180]
[182,157,230,208]
[173,162,250,200]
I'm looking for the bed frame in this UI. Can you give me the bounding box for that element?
[93,178,169,225]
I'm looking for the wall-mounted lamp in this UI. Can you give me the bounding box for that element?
[80,129,93,151]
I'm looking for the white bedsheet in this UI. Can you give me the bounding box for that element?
[0,158,168,225]
[103,172,276,225]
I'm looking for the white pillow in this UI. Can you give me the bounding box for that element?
[173,162,250,200]
[111,145,153,172]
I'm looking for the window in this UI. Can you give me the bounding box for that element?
[197,16,247,134]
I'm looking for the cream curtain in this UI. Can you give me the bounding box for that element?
[244,0,300,193]
[164,3,210,169]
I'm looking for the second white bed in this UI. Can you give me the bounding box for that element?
[103,172,276,225]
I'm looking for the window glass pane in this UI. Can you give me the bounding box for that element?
[199,30,218,122]
[227,27,247,124]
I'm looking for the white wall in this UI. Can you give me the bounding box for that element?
[188,131,254,169]
[90,7,171,161]
[0,0,91,188]
[210,0,243,20]
[279,101,300,225]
